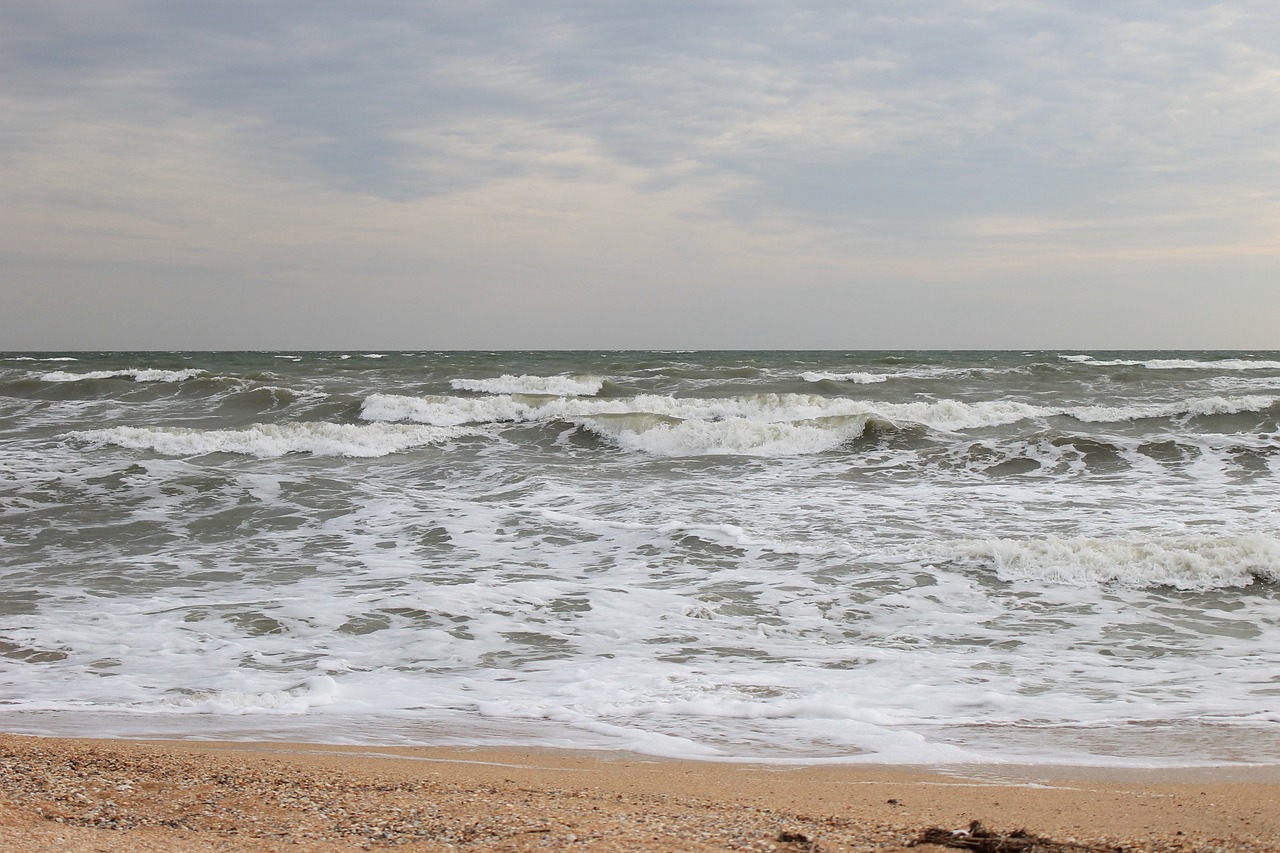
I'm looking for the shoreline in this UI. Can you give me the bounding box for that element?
[2,734,1278,851]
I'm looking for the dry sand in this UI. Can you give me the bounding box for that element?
[1,733,1277,852]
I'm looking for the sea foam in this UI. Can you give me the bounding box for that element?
[72,423,468,458]
[451,374,604,396]
[935,534,1280,589]
[40,368,206,383]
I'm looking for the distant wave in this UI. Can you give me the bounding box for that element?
[1066,394,1279,422]
[935,534,1280,590]
[366,391,1278,430]
[39,368,205,383]
[358,391,1280,457]
[7,356,78,362]
[800,371,889,384]
[451,374,604,396]
[71,422,468,458]
[1065,356,1280,371]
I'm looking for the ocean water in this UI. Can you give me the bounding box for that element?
[1,350,1278,767]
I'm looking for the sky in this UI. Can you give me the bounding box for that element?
[3,1,1279,350]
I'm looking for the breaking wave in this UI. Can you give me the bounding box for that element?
[71,422,469,458]
[1065,356,1280,371]
[39,368,206,383]
[451,374,604,396]
[935,534,1280,590]
[574,413,872,457]
[800,371,889,384]
[360,391,1280,456]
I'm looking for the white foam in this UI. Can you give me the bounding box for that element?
[576,413,868,457]
[365,392,1050,435]
[451,374,604,396]
[39,368,205,383]
[1076,358,1280,371]
[935,534,1280,589]
[160,676,339,715]
[800,371,889,383]
[71,422,469,458]
[1067,395,1278,422]
[361,393,531,426]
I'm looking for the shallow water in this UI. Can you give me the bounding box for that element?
[2,351,1278,765]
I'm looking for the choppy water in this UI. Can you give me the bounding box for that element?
[2,350,1279,766]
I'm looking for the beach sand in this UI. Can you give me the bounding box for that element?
[1,733,1277,852]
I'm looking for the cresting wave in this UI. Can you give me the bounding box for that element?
[1063,355,1280,370]
[71,422,470,458]
[450,374,604,396]
[160,677,340,715]
[38,368,206,383]
[360,391,1280,456]
[931,534,1280,590]
[800,371,889,383]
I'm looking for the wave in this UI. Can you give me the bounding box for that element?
[1066,356,1280,371]
[1066,395,1280,422]
[158,676,338,714]
[451,374,604,396]
[364,392,1047,431]
[70,422,470,458]
[574,413,872,457]
[7,356,78,362]
[934,534,1280,590]
[369,391,1280,431]
[362,393,530,426]
[800,371,889,384]
[39,368,206,383]
[360,391,1280,457]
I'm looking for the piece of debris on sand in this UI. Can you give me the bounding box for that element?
[912,819,1124,852]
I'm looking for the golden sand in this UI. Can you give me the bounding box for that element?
[1,733,1277,852]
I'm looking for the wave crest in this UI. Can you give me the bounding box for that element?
[1066,356,1280,371]
[72,422,468,458]
[451,374,604,396]
[936,534,1280,589]
[800,371,889,384]
[40,368,206,383]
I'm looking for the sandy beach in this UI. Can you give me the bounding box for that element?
[1,734,1277,852]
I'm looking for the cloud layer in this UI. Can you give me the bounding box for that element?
[4,1,1279,348]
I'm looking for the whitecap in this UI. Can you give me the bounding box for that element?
[800,371,889,384]
[71,422,469,458]
[575,413,869,457]
[451,374,604,396]
[361,393,532,426]
[362,391,1052,448]
[39,368,206,383]
[935,534,1280,590]
[1082,358,1280,371]
[1067,395,1278,422]
[159,676,338,715]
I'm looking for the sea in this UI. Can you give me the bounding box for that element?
[1,350,1278,767]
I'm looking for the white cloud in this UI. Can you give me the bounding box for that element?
[3,1,1280,348]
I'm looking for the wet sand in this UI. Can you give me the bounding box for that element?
[1,733,1277,851]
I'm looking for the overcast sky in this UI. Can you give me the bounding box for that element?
[3,1,1279,350]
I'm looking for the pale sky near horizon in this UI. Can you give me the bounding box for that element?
[3,1,1280,350]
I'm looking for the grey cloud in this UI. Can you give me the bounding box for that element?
[9,2,1278,212]
[5,0,1280,350]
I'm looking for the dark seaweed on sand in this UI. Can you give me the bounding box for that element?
[912,820,1124,852]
